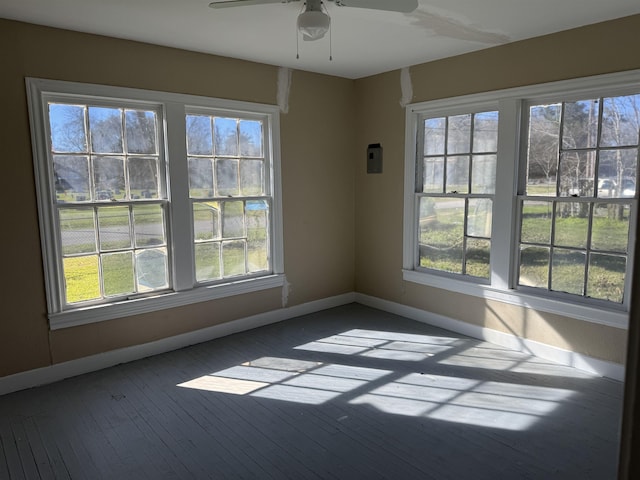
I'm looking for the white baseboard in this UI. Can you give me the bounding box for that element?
[355,293,626,381]
[0,292,356,396]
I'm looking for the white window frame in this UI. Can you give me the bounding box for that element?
[403,70,640,330]
[27,78,285,330]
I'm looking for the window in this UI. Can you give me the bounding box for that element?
[27,79,284,329]
[404,71,640,328]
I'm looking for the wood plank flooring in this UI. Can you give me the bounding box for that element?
[0,304,624,479]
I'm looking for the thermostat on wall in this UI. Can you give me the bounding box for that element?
[367,143,383,174]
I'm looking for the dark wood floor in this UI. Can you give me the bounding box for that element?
[0,304,624,479]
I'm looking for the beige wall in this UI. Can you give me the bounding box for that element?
[354,15,640,364]
[0,19,356,377]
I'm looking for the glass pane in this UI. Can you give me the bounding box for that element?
[63,255,100,303]
[188,158,214,198]
[94,156,125,201]
[60,208,96,255]
[447,114,471,154]
[600,95,640,148]
[471,154,496,194]
[240,159,264,196]
[89,107,123,154]
[214,117,238,156]
[472,111,499,153]
[587,254,625,303]
[186,115,213,155]
[98,206,131,251]
[554,203,589,248]
[125,110,157,154]
[597,149,637,198]
[562,99,599,149]
[49,104,87,153]
[526,104,560,196]
[465,238,490,279]
[418,197,464,274]
[195,242,221,282]
[592,203,630,253]
[222,201,244,239]
[222,240,246,277]
[418,197,437,230]
[239,120,263,157]
[521,200,552,244]
[135,248,168,291]
[424,117,445,155]
[559,151,595,197]
[193,202,220,241]
[216,159,240,197]
[467,198,492,238]
[247,201,269,273]
[519,246,549,288]
[133,205,165,247]
[446,156,469,193]
[53,155,90,202]
[128,157,159,199]
[551,249,585,295]
[423,157,444,193]
[102,252,135,297]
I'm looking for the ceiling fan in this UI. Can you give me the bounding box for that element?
[209,0,419,41]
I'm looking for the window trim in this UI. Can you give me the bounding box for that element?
[27,78,285,330]
[403,70,640,330]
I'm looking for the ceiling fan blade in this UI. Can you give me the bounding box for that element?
[334,0,418,13]
[209,0,298,9]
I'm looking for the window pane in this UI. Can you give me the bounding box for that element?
[240,159,264,196]
[98,206,131,251]
[467,198,492,238]
[133,205,165,247]
[189,158,214,198]
[128,157,159,199]
[519,246,549,289]
[125,110,157,154]
[592,203,630,253]
[423,157,444,193]
[247,201,269,273]
[60,208,96,255]
[551,249,586,295]
[215,117,238,156]
[186,115,213,155]
[447,114,471,154]
[193,202,220,241]
[239,120,263,157]
[598,149,637,198]
[562,99,599,149]
[472,111,498,153]
[424,117,445,155]
[521,201,552,244]
[216,159,240,197]
[89,107,123,154]
[94,156,125,201]
[446,156,469,193]
[102,252,135,297]
[600,95,640,148]
[554,203,589,248]
[54,155,90,202]
[526,104,560,196]
[195,242,221,282]
[222,240,246,277]
[471,155,496,194]
[49,104,87,153]
[587,254,625,303]
[64,255,100,303]
[558,151,595,197]
[419,197,464,274]
[135,248,168,291]
[465,238,490,279]
[222,201,244,238]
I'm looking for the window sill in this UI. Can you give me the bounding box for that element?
[49,274,286,330]
[402,269,628,330]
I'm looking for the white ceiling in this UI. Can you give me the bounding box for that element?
[2,0,639,79]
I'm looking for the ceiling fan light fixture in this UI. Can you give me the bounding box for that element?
[297,10,330,41]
